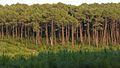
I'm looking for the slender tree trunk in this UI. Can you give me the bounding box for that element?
[2,24,4,39]
[87,22,90,45]
[45,24,49,45]
[111,21,116,46]
[79,22,83,44]
[93,29,95,46]
[114,22,117,45]
[54,27,56,45]
[72,25,74,47]
[68,25,70,44]
[15,23,17,38]
[58,29,61,43]
[76,27,79,43]
[0,26,1,38]
[66,26,68,44]
[99,30,103,45]
[116,24,119,44]
[6,24,9,38]
[62,24,65,45]
[36,30,41,45]
[21,23,23,39]
[103,19,107,45]
[95,30,99,48]
[12,26,14,38]
[27,27,30,39]
[51,20,54,46]
[25,25,27,38]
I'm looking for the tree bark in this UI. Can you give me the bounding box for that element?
[62,24,65,45]
[79,22,83,44]
[12,26,14,38]
[25,25,27,38]
[15,23,17,38]
[21,23,23,39]
[72,25,74,47]
[68,25,70,44]
[6,24,9,38]
[36,30,41,45]
[87,22,90,45]
[66,26,68,44]
[95,30,99,48]
[2,24,4,39]
[50,20,54,46]
[103,19,107,45]
[45,24,49,45]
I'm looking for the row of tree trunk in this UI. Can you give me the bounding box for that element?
[0,20,120,47]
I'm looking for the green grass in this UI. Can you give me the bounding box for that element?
[0,37,120,68]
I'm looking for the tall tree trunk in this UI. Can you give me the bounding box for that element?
[99,30,103,45]
[93,29,95,46]
[76,27,79,43]
[79,22,83,44]
[68,25,70,44]
[95,30,99,48]
[62,24,65,45]
[25,25,27,38]
[15,23,17,38]
[103,19,107,45]
[54,27,56,45]
[36,30,41,45]
[51,20,54,46]
[87,22,90,45]
[114,21,117,45]
[2,24,4,39]
[72,25,74,47]
[45,24,49,45]
[66,26,68,44]
[6,24,9,38]
[21,23,23,39]
[116,23,119,44]
[12,26,14,38]
[58,29,61,44]
[111,21,116,46]
[27,27,30,39]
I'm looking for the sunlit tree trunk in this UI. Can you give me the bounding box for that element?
[50,20,54,46]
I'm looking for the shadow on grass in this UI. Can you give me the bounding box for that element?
[0,49,120,68]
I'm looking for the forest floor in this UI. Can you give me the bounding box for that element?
[0,37,120,68]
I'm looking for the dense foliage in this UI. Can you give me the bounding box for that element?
[0,3,120,47]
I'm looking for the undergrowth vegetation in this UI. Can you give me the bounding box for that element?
[0,37,120,68]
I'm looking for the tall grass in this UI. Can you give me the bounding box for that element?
[0,37,120,68]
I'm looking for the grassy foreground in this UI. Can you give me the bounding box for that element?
[0,38,120,68]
